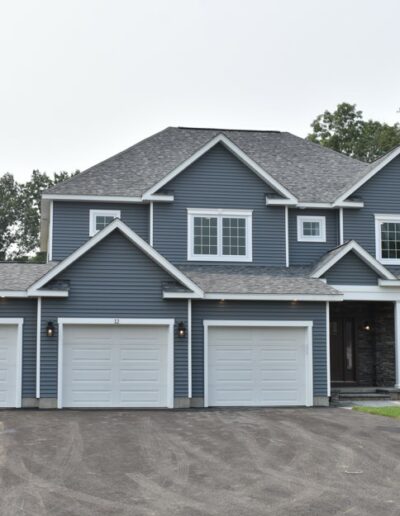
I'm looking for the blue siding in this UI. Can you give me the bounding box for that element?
[343,155,400,273]
[289,209,339,265]
[41,230,188,398]
[0,298,37,398]
[52,201,149,260]
[324,252,379,285]
[192,300,327,398]
[153,144,286,266]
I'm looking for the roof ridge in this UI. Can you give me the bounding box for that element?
[177,126,281,133]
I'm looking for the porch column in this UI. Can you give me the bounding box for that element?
[395,302,400,389]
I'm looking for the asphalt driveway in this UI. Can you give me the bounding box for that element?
[0,408,399,516]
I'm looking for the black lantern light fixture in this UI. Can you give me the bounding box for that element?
[46,321,55,337]
[178,321,186,338]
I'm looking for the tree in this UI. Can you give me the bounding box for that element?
[0,170,78,260]
[307,102,400,162]
[0,173,21,260]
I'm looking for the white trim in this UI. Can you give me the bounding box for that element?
[0,318,23,408]
[265,198,297,206]
[0,291,29,298]
[334,146,400,205]
[203,320,313,408]
[57,317,175,409]
[187,208,253,262]
[89,209,121,236]
[48,200,53,261]
[339,208,344,245]
[0,290,68,298]
[42,194,143,203]
[337,201,364,208]
[142,194,174,202]
[285,206,289,267]
[149,202,154,246]
[143,134,297,202]
[332,284,400,301]
[326,302,331,397]
[374,214,400,265]
[28,219,203,298]
[311,240,396,280]
[164,292,343,301]
[29,290,69,298]
[297,203,333,209]
[188,299,192,399]
[395,302,400,389]
[163,291,201,299]
[379,280,400,287]
[297,216,326,243]
[266,201,364,209]
[36,298,41,399]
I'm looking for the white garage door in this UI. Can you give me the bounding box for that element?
[207,326,309,407]
[0,324,19,408]
[62,325,170,408]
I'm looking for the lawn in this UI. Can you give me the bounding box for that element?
[353,405,400,419]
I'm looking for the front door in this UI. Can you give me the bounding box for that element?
[330,318,356,383]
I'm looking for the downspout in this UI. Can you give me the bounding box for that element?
[188,299,192,400]
[149,201,154,246]
[285,206,289,267]
[36,297,42,399]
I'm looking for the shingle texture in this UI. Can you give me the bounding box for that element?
[46,127,369,203]
[177,264,340,295]
[0,262,58,290]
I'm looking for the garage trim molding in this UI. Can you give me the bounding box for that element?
[203,320,314,408]
[57,318,175,409]
[0,318,23,408]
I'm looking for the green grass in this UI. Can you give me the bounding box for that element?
[352,405,400,419]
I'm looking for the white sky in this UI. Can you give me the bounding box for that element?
[1,0,399,181]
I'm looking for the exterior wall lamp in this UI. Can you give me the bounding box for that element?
[46,321,55,337]
[178,322,186,338]
[363,321,372,332]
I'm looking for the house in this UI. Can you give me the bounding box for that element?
[1,127,400,409]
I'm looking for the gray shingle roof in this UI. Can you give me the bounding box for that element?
[177,264,340,296]
[0,262,58,291]
[46,127,369,203]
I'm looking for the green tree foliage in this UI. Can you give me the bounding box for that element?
[307,102,400,162]
[0,173,21,261]
[0,170,78,261]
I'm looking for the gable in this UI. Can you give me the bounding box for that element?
[159,143,277,198]
[152,136,296,201]
[350,154,400,206]
[46,230,187,296]
[324,252,379,285]
[30,219,203,296]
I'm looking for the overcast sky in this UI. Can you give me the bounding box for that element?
[1,0,399,181]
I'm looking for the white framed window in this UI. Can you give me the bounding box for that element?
[297,216,326,242]
[89,209,121,236]
[375,214,400,264]
[187,208,252,262]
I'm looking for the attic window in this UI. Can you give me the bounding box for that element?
[297,216,326,243]
[89,210,121,236]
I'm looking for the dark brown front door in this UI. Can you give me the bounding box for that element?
[330,317,356,383]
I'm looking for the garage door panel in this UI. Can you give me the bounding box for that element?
[0,326,18,407]
[63,324,169,408]
[208,325,308,407]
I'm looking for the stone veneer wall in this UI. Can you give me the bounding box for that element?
[330,302,395,387]
[374,302,396,386]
